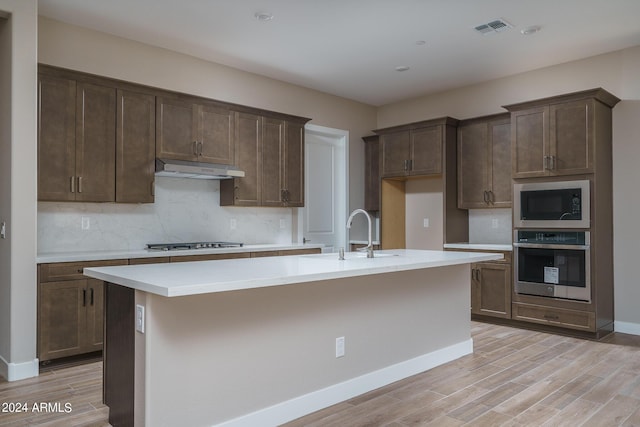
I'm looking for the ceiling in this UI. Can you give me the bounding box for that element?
[37,0,640,106]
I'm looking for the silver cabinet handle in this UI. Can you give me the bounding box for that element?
[550,155,555,170]
[543,155,549,170]
[198,141,203,156]
[488,190,494,204]
[77,176,82,193]
[483,191,488,203]
[193,141,198,156]
[70,176,75,193]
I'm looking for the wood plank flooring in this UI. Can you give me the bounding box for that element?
[284,322,640,427]
[0,361,108,426]
[2,321,640,426]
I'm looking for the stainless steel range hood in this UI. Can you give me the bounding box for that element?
[155,158,245,180]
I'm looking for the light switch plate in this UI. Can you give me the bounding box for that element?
[423,218,429,228]
[0,221,5,239]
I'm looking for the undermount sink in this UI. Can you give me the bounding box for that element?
[304,252,399,260]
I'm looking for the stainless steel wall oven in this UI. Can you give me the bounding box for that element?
[513,230,590,302]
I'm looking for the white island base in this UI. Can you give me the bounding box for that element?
[86,250,502,426]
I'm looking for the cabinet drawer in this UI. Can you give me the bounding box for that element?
[170,253,251,263]
[278,248,322,256]
[40,259,127,282]
[129,257,171,265]
[250,251,280,258]
[512,302,595,332]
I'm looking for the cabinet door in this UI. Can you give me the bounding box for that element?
[458,122,489,209]
[85,279,104,352]
[198,104,234,165]
[156,96,197,161]
[38,280,87,361]
[411,126,442,175]
[363,136,380,211]
[284,121,305,207]
[75,82,116,202]
[381,131,410,177]
[38,74,76,201]
[262,117,285,206]
[471,262,511,319]
[549,99,593,176]
[221,112,260,206]
[116,89,155,203]
[511,107,548,178]
[488,118,512,207]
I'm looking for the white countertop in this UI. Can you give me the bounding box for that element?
[444,243,512,252]
[83,249,503,297]
[37,243,325,264]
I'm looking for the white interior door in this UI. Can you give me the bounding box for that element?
[299,124,348,253]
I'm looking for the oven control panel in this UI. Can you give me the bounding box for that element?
[516,231,587,245]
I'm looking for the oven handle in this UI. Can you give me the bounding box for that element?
[513,243,590,250]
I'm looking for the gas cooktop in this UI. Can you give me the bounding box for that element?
[146,242,244,251]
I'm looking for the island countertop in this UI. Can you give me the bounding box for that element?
[83,249,502,297]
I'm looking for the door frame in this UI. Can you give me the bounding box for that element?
[297,124,349,252]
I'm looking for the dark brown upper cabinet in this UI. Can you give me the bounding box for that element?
[38,65,156,203]
[38,73,116,202]
[362,135,380,212]
[504,88,620,179]
[220,113,309,207]
[457,113,511,209]
[375,117,458,179]
[116,90,156,203]
[156,96,234,165]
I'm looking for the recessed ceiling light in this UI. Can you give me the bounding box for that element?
[254,12,274,22]
[521,25,541,35]
[415,40,426,46]
[395,66,410,72]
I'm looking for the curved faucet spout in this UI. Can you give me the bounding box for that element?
[346,209,374,258]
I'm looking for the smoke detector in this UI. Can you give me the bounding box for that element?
[474,19,513,35]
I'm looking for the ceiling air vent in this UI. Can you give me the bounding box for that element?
[474,19,513,35]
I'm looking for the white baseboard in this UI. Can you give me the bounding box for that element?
[615,320,640,336]
[0,354,39,382]
[215,338,473,427]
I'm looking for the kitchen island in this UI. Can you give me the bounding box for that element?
[84,249,502,427]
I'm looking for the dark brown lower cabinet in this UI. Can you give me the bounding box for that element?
[38,278,104,361]
[471,260,511,319]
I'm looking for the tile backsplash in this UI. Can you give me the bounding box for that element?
[37,177,294,253]
[468,208,512,244]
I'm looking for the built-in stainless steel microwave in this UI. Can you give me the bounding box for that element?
[513,180,590,229]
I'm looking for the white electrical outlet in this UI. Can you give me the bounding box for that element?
[423,218,430,228]
[280,218,286,229]
[335,336,345,358]
[491,218,499,229]
[136,304,145,333]
[81,216,90,230]
[230,218,237,230]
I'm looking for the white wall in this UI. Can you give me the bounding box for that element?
[612,101,640,335]
[0,0,38,381]
[378,46,640,333]
[405,178,443,250]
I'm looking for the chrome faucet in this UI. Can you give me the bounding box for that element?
[346,209,374,258]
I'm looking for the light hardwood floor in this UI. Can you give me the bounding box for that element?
[2,322,639,426]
